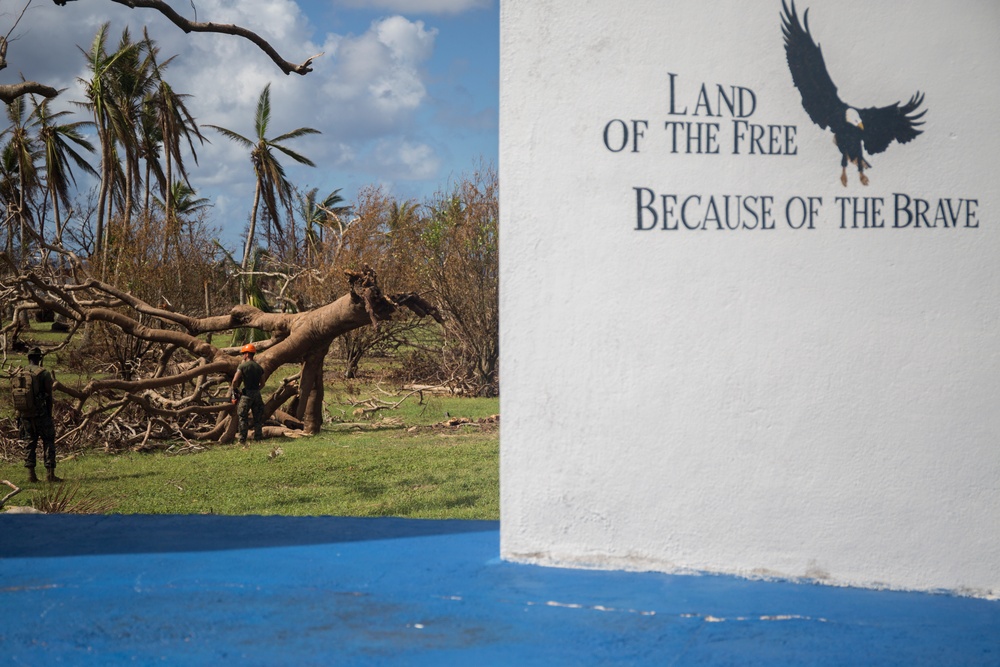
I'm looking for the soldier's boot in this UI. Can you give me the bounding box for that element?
[28,467,39,483]
[46,469,63,483]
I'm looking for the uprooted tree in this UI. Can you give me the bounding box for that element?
[1,250,441,445]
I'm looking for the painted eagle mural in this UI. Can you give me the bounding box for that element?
[781,0,926,186]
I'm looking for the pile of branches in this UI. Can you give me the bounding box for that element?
[1,249,441,445]
[0,402,106,464]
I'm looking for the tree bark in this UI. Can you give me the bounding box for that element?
[0,82,58,105]
[296,343,329,434]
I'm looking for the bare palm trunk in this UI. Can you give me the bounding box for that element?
[240,180,262,304]
[161,149,174,260]
[165,151,173,227]
[144,161,151,217]
[50,184,62,243]
[4,219,13,260]
[17,167,27,265]
[123,159,135,233]
[95,132,112,264]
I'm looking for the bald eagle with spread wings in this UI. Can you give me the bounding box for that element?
[781,0,926,186]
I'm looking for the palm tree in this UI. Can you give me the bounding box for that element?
[142,28,204,248]
[216,242,273,345]
[0,132,17,256]
[205,83,319,274]
[30,95,99,243]
[104,27,154,234]
[154,180,211,244]
[297,187,351,264]
[4,93,41,258]
[76,23,142,257]
[388,198,420,236]
[137,94,165,217]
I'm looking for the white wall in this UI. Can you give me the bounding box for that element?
[499,0,1000,597]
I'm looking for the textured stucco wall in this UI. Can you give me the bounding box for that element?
[499,0,1000,596]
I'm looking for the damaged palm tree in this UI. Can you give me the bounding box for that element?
[1,253,441,445]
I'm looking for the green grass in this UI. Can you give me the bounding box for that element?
[326,388,499,425]
[1,425,498,518]
[2,322,499,519]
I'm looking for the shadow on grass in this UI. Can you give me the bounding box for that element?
[0,514,498,558]
[75,470,162,482]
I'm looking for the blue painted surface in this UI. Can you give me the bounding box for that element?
[1,515,998,665]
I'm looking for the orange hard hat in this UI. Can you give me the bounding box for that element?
[240,343,257,354]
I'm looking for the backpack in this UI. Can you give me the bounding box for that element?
[11,367,43,415]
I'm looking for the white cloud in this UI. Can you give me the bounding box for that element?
[333,0,491,15]
[318,16,438,134]
[372,139,441,180]
[0,0,460,244]
[376,15,436,62]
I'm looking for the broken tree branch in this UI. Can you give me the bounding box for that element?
[1,479,22,509]
[53,0,322,75]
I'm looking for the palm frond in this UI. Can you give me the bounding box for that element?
[271,143,316,167]
[254,82,272,139]
[204,124,254,149]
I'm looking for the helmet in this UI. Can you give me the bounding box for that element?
[27,347,43,361]
[240,343,257,354]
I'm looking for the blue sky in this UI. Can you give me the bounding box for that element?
[10,0,498,248]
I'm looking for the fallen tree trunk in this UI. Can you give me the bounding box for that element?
[2,258,441,444]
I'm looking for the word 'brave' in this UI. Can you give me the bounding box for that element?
[838,195,979,229]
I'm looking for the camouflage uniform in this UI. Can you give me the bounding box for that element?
[20,362,57,472]
[235,358,265,442]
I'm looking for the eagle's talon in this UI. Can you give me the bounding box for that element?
[860,173,869,186]
[840,171,848,187]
